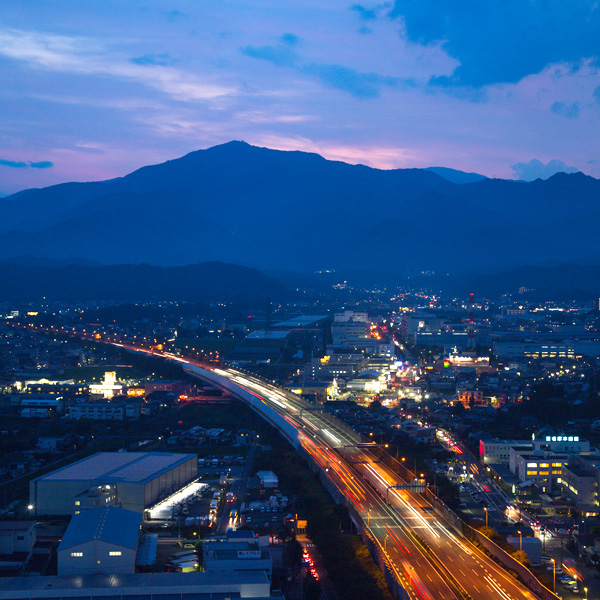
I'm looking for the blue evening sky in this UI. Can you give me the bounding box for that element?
[0,1,599,193]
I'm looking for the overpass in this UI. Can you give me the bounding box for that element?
[171,358,545,600]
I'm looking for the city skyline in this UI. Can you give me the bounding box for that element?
[1,1,599,193]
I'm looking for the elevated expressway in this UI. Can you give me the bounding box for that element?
[171,358,541,600]
[88,339,543,600]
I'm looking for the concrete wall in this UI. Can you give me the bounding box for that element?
[31,479,93,516]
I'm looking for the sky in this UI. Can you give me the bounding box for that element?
[0,1,599,194]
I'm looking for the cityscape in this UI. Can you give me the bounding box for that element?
[1,2,600,600]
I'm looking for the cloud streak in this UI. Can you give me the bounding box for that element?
[241,35,412,99]
[0,29,234,102]
[131,52,175,67]
[0,159,53,169]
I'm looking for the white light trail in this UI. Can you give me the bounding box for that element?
[322,429,342,444]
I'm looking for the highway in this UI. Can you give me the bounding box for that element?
[172,359,543,600]
[27,327,548,600]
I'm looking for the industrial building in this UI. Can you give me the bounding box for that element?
[0,571,273,599]
[0,522,36,572]
[203,530,272,580]
[30,452,197,516]
[204,546,272,579]
[57,505,141,576]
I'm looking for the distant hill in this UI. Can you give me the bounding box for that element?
[0,255,103,267]
[0,261,287,302]
[0,142,598,274]
[425,167,487,184]
[455,263,600,300]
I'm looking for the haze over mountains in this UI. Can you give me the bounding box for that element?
[0,262,286,302]
[1,141,599,275]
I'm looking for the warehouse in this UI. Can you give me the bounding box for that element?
[58,505,141,576]
[30,452,197,516]
[0,571,273,599]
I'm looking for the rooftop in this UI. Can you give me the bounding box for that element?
[33,452,195,484]
[0,570,270,593]
[0,521,34,531]
[273,315,328,328]
[58,505,141,551]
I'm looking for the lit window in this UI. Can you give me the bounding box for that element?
[71,552,83,557]
[109,551,122,556]
[75,501,80,506]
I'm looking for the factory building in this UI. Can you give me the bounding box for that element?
[30,452,197,516]
[57,505,141,576]
[0,571,273,599]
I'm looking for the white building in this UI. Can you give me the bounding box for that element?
[69,401,140,421]
[89,371,123,399]
[30,452,197,516]
[331,320,370,345]
[560,457,600,513]
[18,396,63,418]
[533,436,590,454]
[57,505,141,576]
[479,438,531,464]
[510,451,568,494]
[334,311,369,323]
[0,522,36,570]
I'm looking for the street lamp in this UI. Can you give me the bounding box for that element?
[584,586,588,599]
[401,457,417,475]
[484,506,488,528]
[550,558,556,592]
[384,533,389,552]
[517,530,523,552]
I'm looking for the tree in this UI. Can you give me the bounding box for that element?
[512,550,531,568]
[304,575,322,600]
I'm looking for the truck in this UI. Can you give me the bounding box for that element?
[174,560,198,572]
[165,555,198,572]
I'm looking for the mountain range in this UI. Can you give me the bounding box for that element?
[1,141,599,274]
[0,262,286,302]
